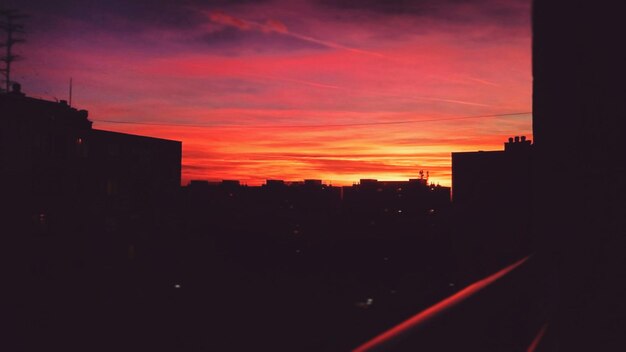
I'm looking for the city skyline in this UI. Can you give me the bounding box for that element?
[5,2,624,350]
[7,0,531,185]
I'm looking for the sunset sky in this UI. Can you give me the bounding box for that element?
[8,0,531,186]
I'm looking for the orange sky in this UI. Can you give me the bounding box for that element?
[13,0,532,186]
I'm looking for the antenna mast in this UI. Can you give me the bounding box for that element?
[0,8,27,93]
[69,77,72,107]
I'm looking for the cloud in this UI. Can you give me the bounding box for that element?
[206,10,293,34]
[12,0,272,31]
[310,0,530,47]
[315,0,529,25]
[199,27,327,54]
[264,19,288,33]
[204,10,385,57]
[208,10,252,30]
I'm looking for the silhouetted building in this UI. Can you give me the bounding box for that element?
[265,179,286,188]
[1,86,181,269]
[87,129,181,196]
[532,1,626,349]
[84,128,181,246]
[303,179,322,187]
[451,136,532,270]
[220,179,241,188]
[452,136,532,208]
[181,177,452,241]
[341,178,450,238]
[344,178,449,214]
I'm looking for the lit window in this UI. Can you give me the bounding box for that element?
[107,180,117,196]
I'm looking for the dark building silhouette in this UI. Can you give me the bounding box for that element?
[532,1,626,349]
[452,136,531,206]
[1,85,181,269]
[451,137,532,273]
[343,178,449,218]
[84,129,181,260]
[3,85,184,352]
[181,178,343,239]
[336,178,450,242]
[181,177,450,241]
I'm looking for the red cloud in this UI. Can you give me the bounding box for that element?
[208,10,252,30]
[264,19,288,33]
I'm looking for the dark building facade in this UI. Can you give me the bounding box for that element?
[181,177,450,241]
[1,86,181,270]
[452,136,532,207]
[532,1,626,349]
[339,178,451,240]
[451,136,532,271]
[342,178,449,219]
[181,179,342,239]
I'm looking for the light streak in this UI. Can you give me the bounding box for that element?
[353,255,530,352]
[527,323,548,352]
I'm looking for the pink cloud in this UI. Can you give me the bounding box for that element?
[208,10,252,31]
[264,19,288,34]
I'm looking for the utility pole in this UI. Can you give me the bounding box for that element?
[0,9,27,93]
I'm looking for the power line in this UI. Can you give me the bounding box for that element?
[92,111,532,129]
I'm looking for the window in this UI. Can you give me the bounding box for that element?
[107,179,118,196]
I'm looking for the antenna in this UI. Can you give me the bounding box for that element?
[0,8,27,93]
[69,78,73,107]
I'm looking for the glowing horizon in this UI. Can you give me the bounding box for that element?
[9,0,532,186]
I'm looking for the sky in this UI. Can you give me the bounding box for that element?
[5,0,532,186]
